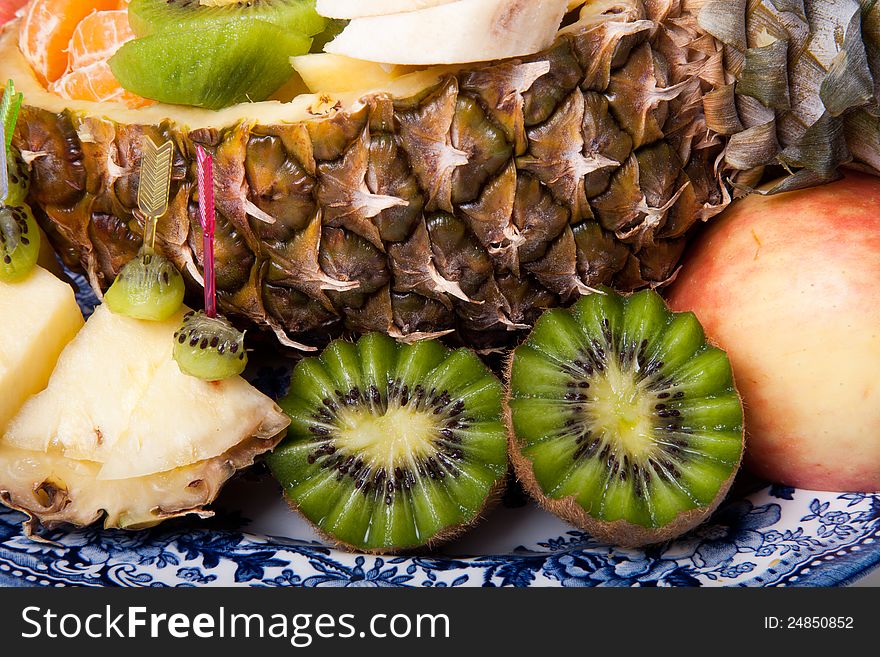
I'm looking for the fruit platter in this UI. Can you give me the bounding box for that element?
[0,0,879,587]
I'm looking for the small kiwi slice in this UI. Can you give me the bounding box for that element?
[310,17,347,53]
[127,0,327,38]
[104,250,185,321]
[173,310,248,380]
[267,333,508,553]
[506,288,744,548]
[4,148,30,206]
[110,21,311,109]
[0,203,39,282]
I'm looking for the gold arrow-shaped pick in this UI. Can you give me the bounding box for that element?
[137,137,174,250]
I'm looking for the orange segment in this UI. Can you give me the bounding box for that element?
[67,9,134,69]
[51,60,152,107]
[19,0,119,83]
[0,0,28,27]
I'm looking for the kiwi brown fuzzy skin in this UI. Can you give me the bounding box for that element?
[502,353,745,549]
[278,475,506,556]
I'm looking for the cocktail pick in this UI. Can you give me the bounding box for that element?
[0,80,23,205]
[104,136,184,320]
[0,122,7,205]
[171,144,247,381]
[196,144,216,319]
[137,137,174,252]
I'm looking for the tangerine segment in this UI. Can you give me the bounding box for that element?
[19,0,119,83]
[0,0,28,27]
[52,59,152,107]
[67,9,134,69]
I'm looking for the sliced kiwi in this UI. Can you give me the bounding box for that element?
[267,333,508,553]
[0,203,39,283]
[506,288,743,547]
[127,0,327,38]
[173,310,248,380]
[4,148,30,206]
[104,251,185,321]
[310,17,347,53]
[110,20,311,109]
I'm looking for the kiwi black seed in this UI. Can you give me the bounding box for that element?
[173,310,248,381]
[506,288,744,548]
[0,202,40,283]
[104,251,185,321]
[127,0,328,37]
[267,333,508,554]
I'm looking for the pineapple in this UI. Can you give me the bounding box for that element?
[1,0,878,349]
[0,304,289,531]
[0,265,83,432]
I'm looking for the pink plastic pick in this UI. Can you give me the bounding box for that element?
[196,145,216,318]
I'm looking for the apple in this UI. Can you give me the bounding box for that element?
[666,172,880,492]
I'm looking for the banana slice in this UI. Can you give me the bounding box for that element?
[325,0,570,65]
[317,0,457,19]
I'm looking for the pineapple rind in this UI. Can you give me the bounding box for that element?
[0,432,281,531]
[3,0,879,348]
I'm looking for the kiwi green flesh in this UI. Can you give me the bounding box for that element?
[172,311,248,381]
[508,289,743,542]
[127,0,327,38]
[0,203,39,283]
[110,21,311,110]
[104,251,185,321]
[267,333,507,553]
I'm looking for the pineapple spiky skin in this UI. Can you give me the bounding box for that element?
[3,0,879,349]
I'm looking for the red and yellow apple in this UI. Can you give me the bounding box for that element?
[667,172,880,492]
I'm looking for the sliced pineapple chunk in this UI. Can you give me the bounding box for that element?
[4,303,288,479]
[292,53,414,94]
[0,303,289,531]
[0,266,83,433]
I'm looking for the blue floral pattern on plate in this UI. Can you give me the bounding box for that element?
[0,274,877,587]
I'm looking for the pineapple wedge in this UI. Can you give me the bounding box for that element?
[0,266,83,433]
[0,304,289,531]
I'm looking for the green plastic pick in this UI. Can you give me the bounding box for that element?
[0,79,23,154]
[0,80,23,204]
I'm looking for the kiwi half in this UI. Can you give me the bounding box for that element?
[506,289,744,548]
[267,333,508,553]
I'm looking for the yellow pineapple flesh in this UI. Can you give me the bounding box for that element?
[0,266,83,432]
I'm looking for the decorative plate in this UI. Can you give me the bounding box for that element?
[0,276,878,588]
